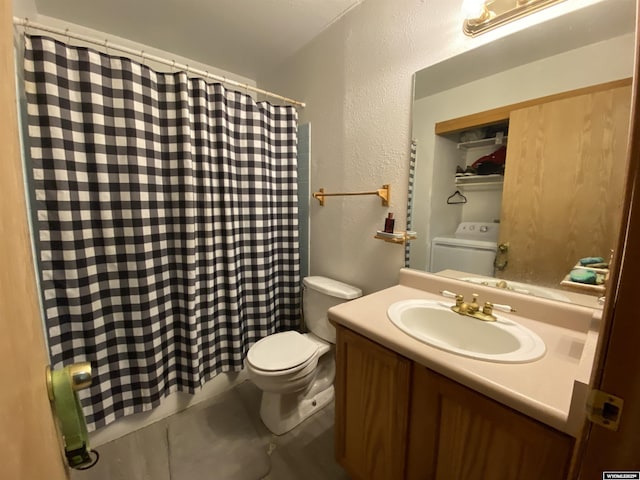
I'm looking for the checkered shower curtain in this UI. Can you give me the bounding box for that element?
[24,36,300,430]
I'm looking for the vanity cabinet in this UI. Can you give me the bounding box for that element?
[335,325,412,480]
[406,364,574,480]
[335,325,574,480]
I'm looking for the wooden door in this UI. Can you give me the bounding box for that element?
[406,365,573,480]
[574,1,640,474]
[497,85,631,288]
[335,326,411,480]
[0,0,69,478]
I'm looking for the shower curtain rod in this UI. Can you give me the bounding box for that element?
[13,16,306,108]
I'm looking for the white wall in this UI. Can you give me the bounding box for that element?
[12,0,36,17]
[258,0,617,295]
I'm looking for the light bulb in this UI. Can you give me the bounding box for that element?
[462,0,488,20]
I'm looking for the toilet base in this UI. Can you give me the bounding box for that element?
[259,384,334,436]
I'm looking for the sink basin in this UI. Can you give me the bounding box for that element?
[387,299,546,363]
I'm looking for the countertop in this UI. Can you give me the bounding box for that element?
[328,268,600,437]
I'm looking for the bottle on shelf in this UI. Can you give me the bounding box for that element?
[384,213,395,233]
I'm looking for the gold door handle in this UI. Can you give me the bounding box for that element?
[46,362,92,399]
[46,363,98,469]
[494,242,509,271]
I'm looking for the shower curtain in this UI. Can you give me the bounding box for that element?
[24,35,300,430]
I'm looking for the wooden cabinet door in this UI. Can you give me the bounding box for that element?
[406,364,574,480]
[497,85,631,287]
[335,326,412,480]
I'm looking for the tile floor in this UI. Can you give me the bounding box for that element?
[70,381,349,480]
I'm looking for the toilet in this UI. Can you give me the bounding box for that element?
[245,276,362,435]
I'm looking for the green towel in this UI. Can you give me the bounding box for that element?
[579,257,604,266]
[569,269,598,284]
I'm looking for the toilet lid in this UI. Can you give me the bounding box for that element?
[247,331,318,371]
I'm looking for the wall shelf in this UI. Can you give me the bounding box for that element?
[454,174,504,188]
[457,135,508,150]
[560,263,608,294]
[374,231,417,245]
[560,278,606,294]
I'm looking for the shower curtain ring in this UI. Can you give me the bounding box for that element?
[171,60,176,73]
[65,28,70,43]
[24,17,30,35]
[140,50,145,64]
[104,39,109,55]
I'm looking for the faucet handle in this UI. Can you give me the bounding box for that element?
[483,301,494,315]
[440,290,458,299]
[468,293,480,312]
[440,290,464,305]
[492,302,516,313]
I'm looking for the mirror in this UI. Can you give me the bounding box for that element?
[408,0,636,307]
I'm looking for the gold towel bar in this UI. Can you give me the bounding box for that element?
[312,184,390,206]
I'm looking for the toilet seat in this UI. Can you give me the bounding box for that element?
[247,331,319,372]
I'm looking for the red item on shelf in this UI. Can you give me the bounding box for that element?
[471,145,506,167]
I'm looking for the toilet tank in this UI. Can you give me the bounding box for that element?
[303,276,362,343]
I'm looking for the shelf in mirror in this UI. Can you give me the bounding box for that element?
[457,135,508,150]
[454,174,504,188]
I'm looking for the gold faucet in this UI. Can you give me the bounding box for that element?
[452,293,497,322]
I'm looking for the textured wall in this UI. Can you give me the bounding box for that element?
[259,0,607,294]
[12,0,37,17]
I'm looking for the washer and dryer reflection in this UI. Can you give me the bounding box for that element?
[429,222,499,277]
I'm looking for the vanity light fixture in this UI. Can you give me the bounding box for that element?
[462,0,566,37]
